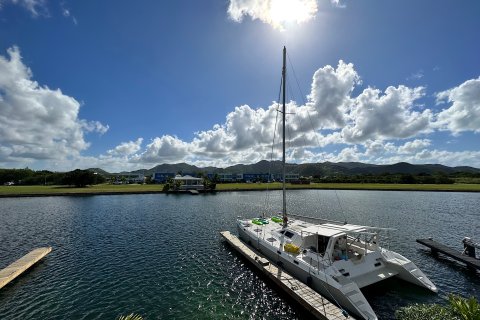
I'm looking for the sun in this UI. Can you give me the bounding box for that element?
[269,0,318,30]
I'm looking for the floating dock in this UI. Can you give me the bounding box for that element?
[0,247,52,290]
[220,231,350,320]
[417,238,480,271]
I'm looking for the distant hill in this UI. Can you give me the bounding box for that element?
[87,168,112,176]
[90,161,480,177]
[145,163,202,175]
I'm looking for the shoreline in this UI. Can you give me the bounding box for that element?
[1,183,480,198]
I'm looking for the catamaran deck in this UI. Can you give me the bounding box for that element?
[0,247,52,290]
[221,231,351,320]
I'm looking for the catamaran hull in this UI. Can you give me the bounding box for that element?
[382,251,437,292]
[237,224,378,320]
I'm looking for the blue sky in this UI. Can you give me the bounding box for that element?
[0,0,479,172]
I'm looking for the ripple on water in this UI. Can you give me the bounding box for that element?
[0,192,479,319]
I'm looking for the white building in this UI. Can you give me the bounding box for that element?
[173,175,204,190]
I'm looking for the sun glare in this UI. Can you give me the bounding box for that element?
[269,0,317,30]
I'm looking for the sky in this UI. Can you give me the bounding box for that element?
[0,0,479,172]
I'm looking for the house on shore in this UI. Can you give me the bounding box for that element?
[173,175,204,191]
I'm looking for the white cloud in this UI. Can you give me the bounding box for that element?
[136,135,189,164]
[107,138,143,157]
[330,146,360,162]
[81,120,109,135]
[397,139,431,154]
[435,77,480,134]
[316,144,480,169]
[3,45,480,172]
[342,85,433,143]
[227,0,318,30]
[386,149,480,168]
[0,46,108,165]
[0,0,47,16]
[363,140,395,157]
[307,60,360,129]
[88,61,480,171]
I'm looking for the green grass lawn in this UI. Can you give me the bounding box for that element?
[0,184,164,195]
[1,182,479,197]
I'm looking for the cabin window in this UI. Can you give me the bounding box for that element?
[279,230,294,238]
[318,235,330,254]
[284,231,295,238]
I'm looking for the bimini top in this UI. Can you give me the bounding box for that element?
[302,223,367,237]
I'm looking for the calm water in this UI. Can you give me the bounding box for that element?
[0,190,479,319]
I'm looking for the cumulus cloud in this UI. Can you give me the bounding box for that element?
[0,0,47,16]
[316,144,480,168]
[342,85,432,143]
[81,120,109,134]
[328,146,360,162]
[435,77,480,134]
[228,0,318,30]
[136,135,190,164]
[363,140,394,157]
[0,46,108,165]
[397,139,431,154]
[91,60,479,171]
[107,138,143,157]
[383,149,480,168]
[307,60,360,129]
[3,44,479,171]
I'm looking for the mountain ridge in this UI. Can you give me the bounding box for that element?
[90,161,480,176]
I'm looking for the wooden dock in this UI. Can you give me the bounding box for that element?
[220,231,350,320]
[0,247,52,290]
[417,238,480,270]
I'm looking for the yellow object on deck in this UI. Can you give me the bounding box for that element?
[284,243,300,254]
[220,231,349,320]
[0,247,52,290]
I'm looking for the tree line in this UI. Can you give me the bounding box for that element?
[312,171,480,184]
[0,168,106,187]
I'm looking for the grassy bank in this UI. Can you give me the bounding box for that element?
[0,184,164,196]
[1,182,479,197]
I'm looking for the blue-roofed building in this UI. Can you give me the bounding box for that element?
[242,173,272,183]
[152,172,175,184]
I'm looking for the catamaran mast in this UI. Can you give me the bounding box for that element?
[282,46,287,228]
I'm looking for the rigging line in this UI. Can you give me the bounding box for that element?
[286,73,313,180]
[264,75,284,217]
[286,50,348,224]
[284,74,300,192]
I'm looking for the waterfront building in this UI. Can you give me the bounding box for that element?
[173,175,204,190]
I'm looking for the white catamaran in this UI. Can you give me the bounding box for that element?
[236,47,437,320]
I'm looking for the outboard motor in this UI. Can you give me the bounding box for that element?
[462,237,477,258]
